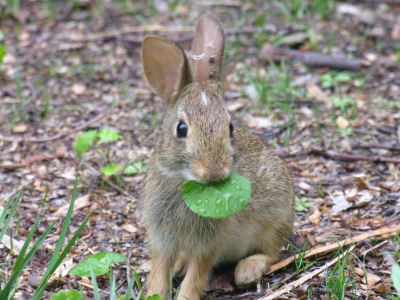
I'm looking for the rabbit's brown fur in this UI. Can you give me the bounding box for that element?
[142,13,294,300]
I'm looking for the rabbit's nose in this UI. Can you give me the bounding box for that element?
[191,160,230,183]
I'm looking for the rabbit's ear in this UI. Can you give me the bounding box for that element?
[191,13,225,83]
[142,35,191,105]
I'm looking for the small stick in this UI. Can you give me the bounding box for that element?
[268,224,400,274]
[309,148,400,164]
[354,143,400,152]
[79,160,136,202]
[0,108,114,143]
[361,240,388,257]
[260,44,364,71]
[259,245,356,300]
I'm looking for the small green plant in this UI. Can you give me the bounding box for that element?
[0,180,91,300]
[65,252,162,300]
[288,240,312,274]
[244,62,300,114]
[51,290,85,300]
[332,96,356,117]
[69,252,127,277]
[312,0,336,19]
[0,30,6,65]
[75,128,147,179]
[294,196,313,212]
[182,173,251,218]
[321,72,352,89]
[325,247,355,300]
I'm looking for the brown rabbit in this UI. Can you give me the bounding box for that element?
[141,13,294,300]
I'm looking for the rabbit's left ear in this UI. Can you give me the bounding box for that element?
[142,35,192,106]
[190,13,225,83]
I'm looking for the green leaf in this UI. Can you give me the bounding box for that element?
[0,45,6,65]
[50,290,85,300]
[101,163,121,177]
[75,130,98,158]
[147,294,163,300]
[182,173,251,219]
[295,196,314,212]
[97,128,122,145]
[392,263,400,294]
[69,252,126,277]
[123,161,147,175]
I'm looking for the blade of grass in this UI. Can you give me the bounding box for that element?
[32,210,92,300]
[0,222,55,298]
[91,269,101,300]
[0,192,21,242]
[42,178,78,278]
[0,193,14,227]
[124,271,136,300]
[13,188,48,272]
[110,271,116,300]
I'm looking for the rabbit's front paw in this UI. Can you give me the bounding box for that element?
[234,254,269,286]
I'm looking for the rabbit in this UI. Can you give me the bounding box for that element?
[141,13,294,300]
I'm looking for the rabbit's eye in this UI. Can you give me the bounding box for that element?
[177,121,188,138]
[229,123,234,138]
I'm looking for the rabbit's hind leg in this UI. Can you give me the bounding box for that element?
[234,254,274,286]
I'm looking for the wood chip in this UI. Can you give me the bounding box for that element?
[51,194,91,218]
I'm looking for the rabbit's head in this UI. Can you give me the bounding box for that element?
[142,14,234,184]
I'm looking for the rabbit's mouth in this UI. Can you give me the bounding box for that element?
[189,159,231,184]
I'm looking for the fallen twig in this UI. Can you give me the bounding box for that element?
[354,143,400,152]
[268,224,400,274]
[260,44,364,71]
[79,160,136,202]
[309,148,400,164]
[259,245,356,300]
[0,108,114,143]
[67,25,261,43]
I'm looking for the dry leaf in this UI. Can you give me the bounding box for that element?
[52,194,90,218]
[243,114,273,129]
[13,124,28,133]
[309,209,321,225]
[306,83,329,102]
[227,100,245,112]
[122,223,138,234]
[330,193,352,214]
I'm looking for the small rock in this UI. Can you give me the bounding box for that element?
[71,83,86,95]
[336,116,349,129]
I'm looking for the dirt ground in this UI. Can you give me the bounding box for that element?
[0,1,400,299]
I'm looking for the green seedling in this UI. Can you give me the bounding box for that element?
[75,128,147,180]
[182,173,251,218]
[65,252,163,300]
[321,72,352,89]
[51,290,85,300]
[312,0,336,19]
[0,30,6,65]
[69,252,127,277]
[295,196,313,212]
